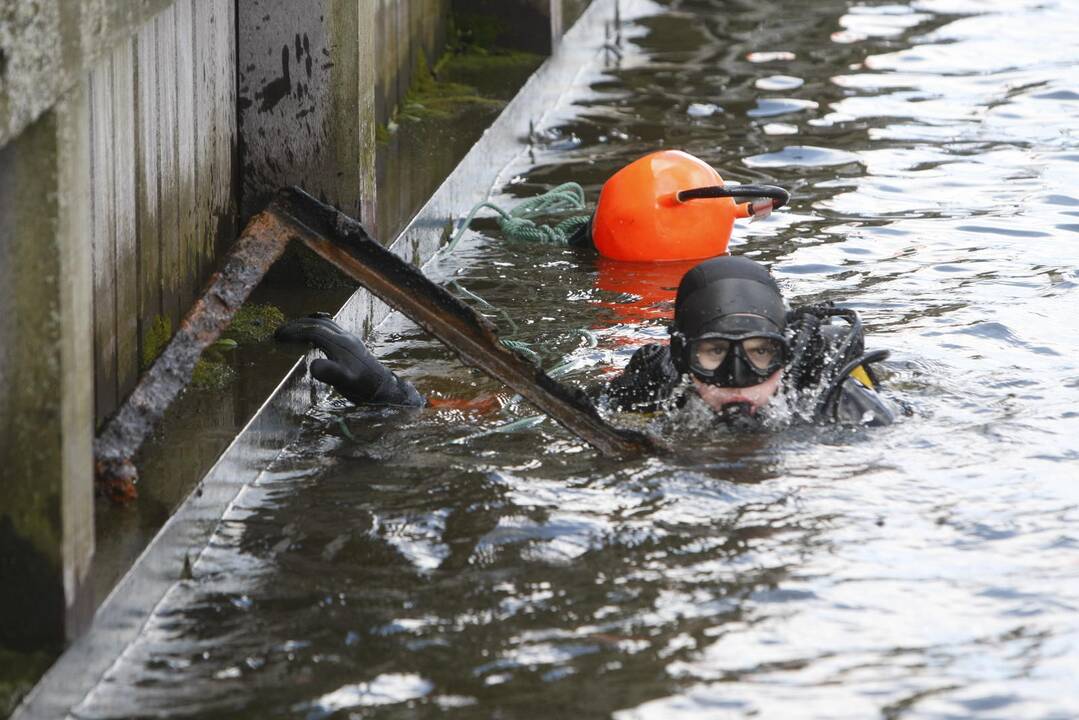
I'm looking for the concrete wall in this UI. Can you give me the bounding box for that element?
[236,0,451,238]
[0,94,94,651]
[1,0,237,650]
[237,0,373,225]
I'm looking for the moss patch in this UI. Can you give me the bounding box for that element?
[437,49,544,101]
[398,51,503,123]
[190,359,236,391]
[224,303,285,344]
[185,302,283,391]
[141,315,173,370]
[438,48,543,75]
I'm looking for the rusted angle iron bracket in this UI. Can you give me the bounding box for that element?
[93,211,293,501]
[95,187,658,500]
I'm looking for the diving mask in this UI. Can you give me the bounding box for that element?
[686,332,789,387]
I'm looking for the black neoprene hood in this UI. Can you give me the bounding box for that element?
[673,256,786,338]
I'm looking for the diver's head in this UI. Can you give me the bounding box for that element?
[669,256,789,413]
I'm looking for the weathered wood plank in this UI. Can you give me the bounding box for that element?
[174,0,198,306]
[90,59,118,427]
[135,20,163,370]
[397,0,410,109]
[211,0,236,260]
[425,0,441,62]
[193,0,214,279]
[112,38,139,400]
[382,0,398,124]
[358,0,378,228]
[156,6,181,327]
[373,0,388,125]
[55,80,98,644]
[411,0,423,78]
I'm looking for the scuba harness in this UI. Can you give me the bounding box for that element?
[784,303,890,422]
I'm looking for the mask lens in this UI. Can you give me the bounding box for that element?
[684,334,788,384]
[691,338,731,372]
[742,337,783,371]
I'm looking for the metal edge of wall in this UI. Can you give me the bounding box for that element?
[12,1,618,717]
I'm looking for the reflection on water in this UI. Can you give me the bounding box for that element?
[78,0,1079,718]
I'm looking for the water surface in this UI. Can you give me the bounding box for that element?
[79,1,1079,717]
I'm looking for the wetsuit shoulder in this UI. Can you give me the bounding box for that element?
[601,343,681,412]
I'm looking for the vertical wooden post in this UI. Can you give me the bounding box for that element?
[0,96,95,650]
[237,0,378,231]
[112,38,140,402]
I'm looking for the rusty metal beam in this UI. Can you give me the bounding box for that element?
[93,185,657,501]
[93,211,292,500]
[269,186,659,459]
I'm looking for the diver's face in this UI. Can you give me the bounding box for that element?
[692,369,782,413]
[691,336,785,374]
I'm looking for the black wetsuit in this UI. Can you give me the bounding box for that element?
[277,308,895,427]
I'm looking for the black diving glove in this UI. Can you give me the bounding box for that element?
[275,314,424,407]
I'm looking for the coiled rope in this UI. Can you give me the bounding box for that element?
[443,182,592,254]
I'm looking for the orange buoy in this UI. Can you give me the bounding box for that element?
[592,150,753,262]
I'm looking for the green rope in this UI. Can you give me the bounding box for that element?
[449,279,542,363]
[444,182,591,253]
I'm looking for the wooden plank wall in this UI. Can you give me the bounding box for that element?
[375,0,450,127]
[87,0,236,428]
[84,0,460,427]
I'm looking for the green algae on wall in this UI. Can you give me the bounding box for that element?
[140,315,173,370]
[142,304,284,391]
[397,51,503,123]
[223,303,285,344]
[437,49,544,101]
[189,303,285,391]
[189,357,236,391]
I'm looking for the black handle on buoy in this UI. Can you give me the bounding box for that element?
[676,184,790,210]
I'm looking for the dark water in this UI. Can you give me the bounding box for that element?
[78,0,1079,717]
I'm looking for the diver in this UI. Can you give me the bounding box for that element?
[599,255,894,427]
[276,255,895,428]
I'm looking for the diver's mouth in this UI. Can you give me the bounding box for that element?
[716,400,765,431]
[719,400,754,416]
